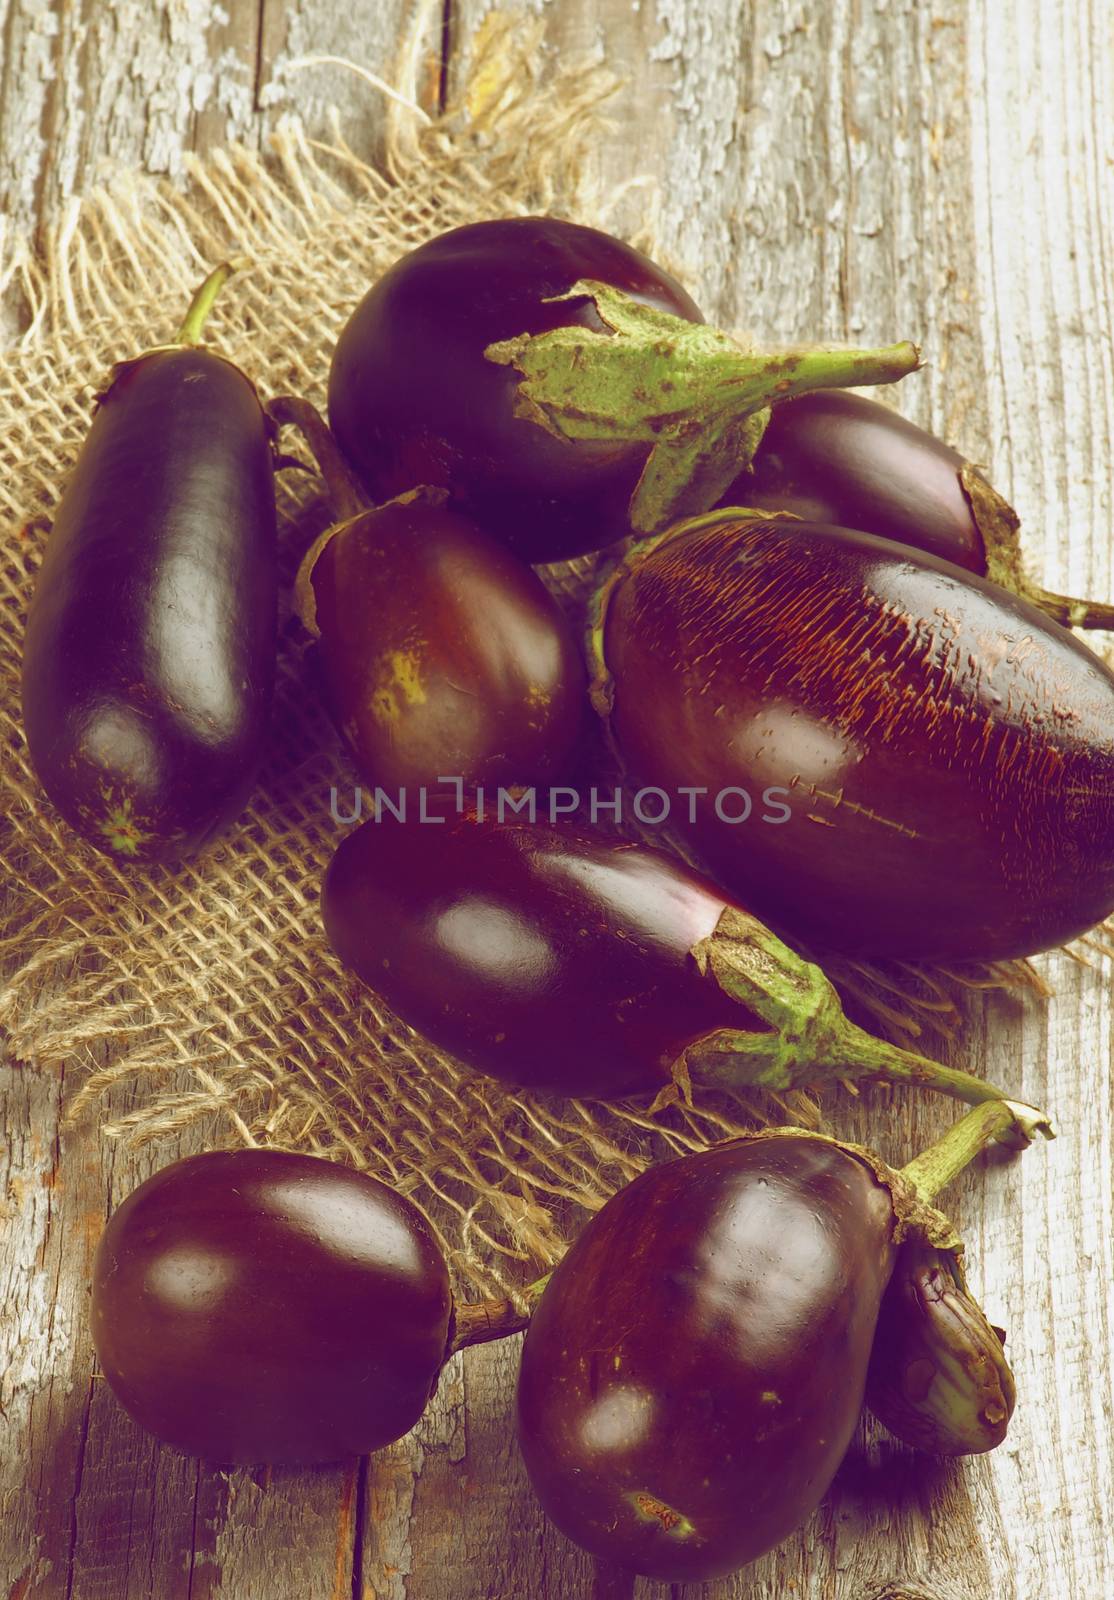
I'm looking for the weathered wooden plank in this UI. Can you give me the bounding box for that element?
[360,1337,597,1599]
[0,1061,362,1600]
[0,0,420,244]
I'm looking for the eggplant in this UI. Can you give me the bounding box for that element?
[90,1149,531,1465]
[321,807,1048,1115]
[591,511,1114,961]
[517,1100,1046,1582]
[20,263,277,862]
[865,1240,1016,1455]
[271,397,585,793]
[327,217,920,559]
[728,388,1114,629]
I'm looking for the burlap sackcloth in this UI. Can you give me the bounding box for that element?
[0,15,1070,1300]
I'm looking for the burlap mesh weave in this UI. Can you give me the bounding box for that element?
[0,17,1059,1299]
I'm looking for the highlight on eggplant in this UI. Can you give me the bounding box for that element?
[321,805,1055,1118]
[270,396,586,795]
[516,1099,1048,1583]
[727,388,1114,630]
[327,216,920,561]
[20,261,278,864]
[590,508,1114,961]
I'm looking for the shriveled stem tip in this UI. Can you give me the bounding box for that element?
[1013,574,1114,633]
[900,1099,1053,1205]
[447,1273,550,1357]
[268,394,369,522]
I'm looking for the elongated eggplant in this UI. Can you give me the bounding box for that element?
[517,1100,1046,1581]
[321,807,1049,1115]
[591,511,1114,960]
[865,1241,1015,1455]
[271,398,585,793]
[327,217,920,558]
[91,1148,533,1465]
[727,389,1114,629]
[21,263,277,863]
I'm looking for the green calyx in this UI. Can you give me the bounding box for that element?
[961,465,1114,631]
[685,906,1056,1132]
[866,1240,1016,1456]
[485,281,920,534]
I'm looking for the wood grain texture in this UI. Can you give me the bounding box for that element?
[1,0,1112,1596]
[0,0,422,241]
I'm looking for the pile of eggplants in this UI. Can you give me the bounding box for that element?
[20,214,1107,1583]
[89,1098,1045,1586]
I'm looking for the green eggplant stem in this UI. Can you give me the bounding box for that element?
[268,394,369,522]
[687,908,1056,1127]
[174,259,245,346]
[899,1099,1052,1204]
[484,279,921,534]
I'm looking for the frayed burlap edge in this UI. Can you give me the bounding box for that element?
[0,9,1078,1299]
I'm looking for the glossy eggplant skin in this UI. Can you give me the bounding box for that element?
[305,495,586,791]
[21,348,276,863]
[327,217,703,562]
[517,1135,897,1581]
[90,1149,451,1465]
[321,810,751,1098]
[598,515,1114,960]
[865,1242,1015,1455]
[726,389,985,572]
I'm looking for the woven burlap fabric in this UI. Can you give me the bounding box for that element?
[0,17,1057,1299]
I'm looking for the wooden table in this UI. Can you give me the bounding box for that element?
[2,2,1112,1596]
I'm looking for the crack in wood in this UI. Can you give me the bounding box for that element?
[61,1377,95,1600]
[351,1454,371,1600]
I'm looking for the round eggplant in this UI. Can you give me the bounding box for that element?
[90,1148,531,1465]
[327,218,920,559]
[272,397,586,794]
[865,1241,1016,1455]
[321,807,1046,1114]
[21,264,277,862]
[328,217,701,561]
[517,1101,1045,1581]
[592,511,1114,961]
[727,389,1114,629]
